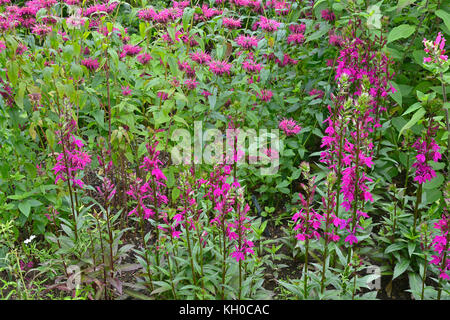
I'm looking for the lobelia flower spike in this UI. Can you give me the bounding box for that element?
[430,215,450,281]
[292,162,324,298]
[127,140,168,220]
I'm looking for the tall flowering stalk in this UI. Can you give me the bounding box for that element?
[320,31,383,271]
[411,118,442,229]
[320,171,341,293]
[126,140,168,292]
[429,184,449,300]
[422,32,449,186]
[228,199,254,299]
[292,162,323,299]
[52,114,91,241]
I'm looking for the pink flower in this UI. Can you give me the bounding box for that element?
[158,91,168,100]
[321,9,336,22]
[31,24,52,36]
[235,35,258,50]
[200,90,212,97]
[223,17,241,29]
[81,58,99,71]
[137,53,152,65]
[279,118,301,136]
[289,24,306,34]
[287,33,305,45]
[208,59,232,76]
[257,16,280,32]
[256,89,273,102]
[345,233,358,245]
[190,50,212,65]
[243,59,262,73]
[308,89,325,99]
[184,78,198,90]
[120,44,141,58]
[122,86,132,96]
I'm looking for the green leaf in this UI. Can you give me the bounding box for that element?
[408,272,422,300]
[18,201,31,218]
[408,242,416,257]
[7,61,19,87]
[387,24,416,43]
[436,10,450,32]
[385,242,406,254]
[389,81,402,106]
[398,107,425,138]
[402,102,421,116]
[393,259,410,279]
[423,172,444,190]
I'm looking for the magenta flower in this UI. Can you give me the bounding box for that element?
[208,59,232,76]
[429,216,449,280]
[257,16,280,32]
[122,86,132,96]
[423,32,448,65]
[183,78,198,90]
[120,44,142,59]
[190,50,212,65]
[158,91,168,100]
[321,9,336,22]
[52,129,91,189]
[411,121,442,184]
[200,90,212,97]
[31,24,52,36]
[137,53,152,65]
[308,88,325,99]
[223,17,241,29]
[279,118,301,136]
[81,58,100,71]
[256,89,273,102]
[235,35,259,50]
[345,233,358,245]
[243,59,262,73]
[287,33,305,45]
[289,24,306,34]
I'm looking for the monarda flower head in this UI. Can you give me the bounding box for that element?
[137,53,152,65]
[256,89,273,102]
[279,118,301,136]
[308,88,325,99]
[256,16,280,32]
[243,59,262,73]
[321,9,335,22]
[287,33,305,45]
[183,78,198,90]
[223,17,241,29]
[235,35,259,50]
[208,59,232,76]
[31,24,52,36]
[81,58,100,71]
[120,44,142,59]
[190,50,211,65]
